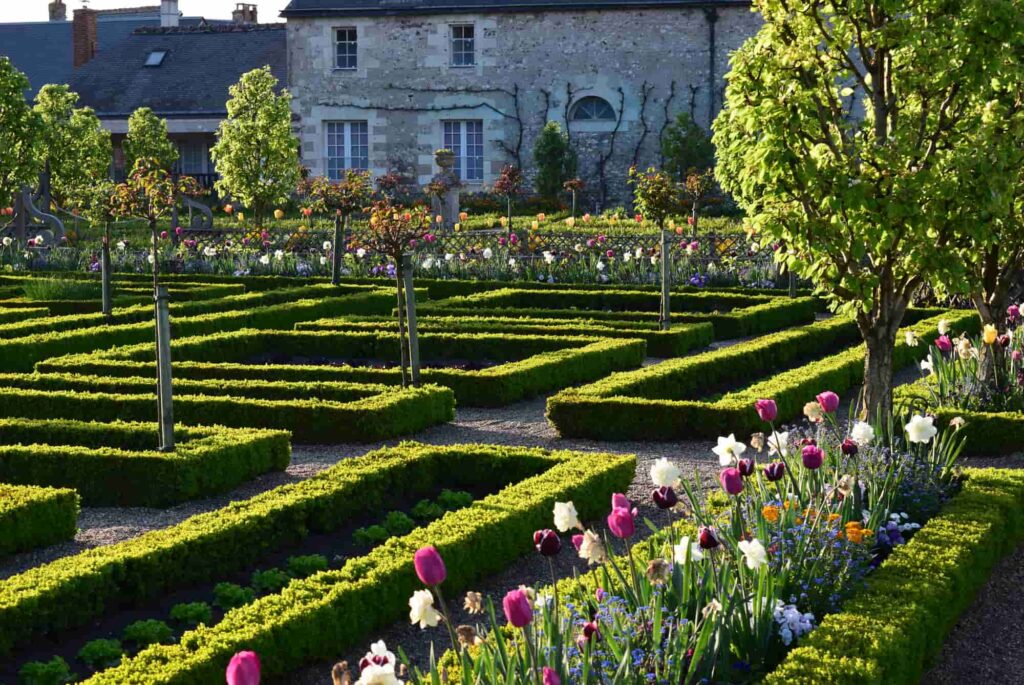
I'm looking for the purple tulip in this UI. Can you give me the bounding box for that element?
[840,439,858,456]
[1009,305,1020,323]
[611,493,632,511]
[595,587,607,602]
[607,506,635,539]
[999,334,1011,349]
[543,667,561,685]
[697,525,720,549]
[719,467,743,495]
[533,529,561,556]
[935,335,953,353]
[159,230,169,239]
[816,391,840,414]
[582,620,600,641]
[737,458,755,477]
[571,533,584,551]
[226,651,260,685]
[1014,350,1023,362]
[652,485,678,510]
[502,588,533,628]
[755,399,777,422]
[802,445,825,470]
[413,546,446,586]
[764,461,786,482]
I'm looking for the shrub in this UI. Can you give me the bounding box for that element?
[213,583,255,611]
[382,511,416,536]
[410,499,444,521]
[437,489,474,510]
[0,484,78,556]
[286,555,329,579]
[123,619,173,647]
[251,568,291,595]
[533,121,577,200]
[77,639,123,671]
[17,656,75,685]
[353,524,391,547]
[169,602,212,628]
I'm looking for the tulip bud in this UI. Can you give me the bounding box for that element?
[755,399,777,423]
[719,467,743,495]
[582,620,600,641]
[533,529,561,556]
[935,335,953,353]
[737,458,755,477]
[816,391,840,414]
[413,546,447,586]
[840,439,858,456]
[1014,350,1023,362]
[226,651,260,685]
[697,525,720,549]
[502,589,533,628]
[999,334,1011,348]
[801,445,825,470]
[652,485,678,510]
[764,461,786,482]
[571,533,584,551]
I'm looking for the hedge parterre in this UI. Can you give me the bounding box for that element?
[0,306,49,325]
[0,484,79,557]
[894,382,1024,456]
[0,418,290,507]
[0,442,635,672]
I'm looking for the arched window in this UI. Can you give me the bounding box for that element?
[570,96,616,122]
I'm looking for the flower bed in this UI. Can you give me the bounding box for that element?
[0,418,290,507]
[895,383,1024,455]
[0,375,455,444]
[43,329,647,407]
[548,310,974,440]
[0,484,79,557]
[296,315,714,358]
[0,443,635,673]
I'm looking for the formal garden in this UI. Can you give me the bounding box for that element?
[3,2,1024,685]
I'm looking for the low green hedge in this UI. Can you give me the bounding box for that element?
[766,467,1024,684]
[0,375,455,444]
[296,315,714,358]
[0,443,635,668]
[894,383,1024,456]
[43,329,647,407]
[423,287,777,313]
[1,283,247,315]
[548,310,978,440]
[0,307,49,325]
[0,484,79,557]
[0,419,291,507]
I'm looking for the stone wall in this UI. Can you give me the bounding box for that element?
[287,5,762,208]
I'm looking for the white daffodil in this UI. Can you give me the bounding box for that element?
[596,261,606,272]
[273,249,285,261]
[905,414,938,444]
[905,331,919,346]
[508,258,517,269]
[116,240,127,251]
[319,256,327,265]
[421,257,434,270]
[738,538,768,570]
[921,354,934,374]
[259,254,271,265]
[356,248,367,259]
[323,241,333,251]
[203,246,217,257]
[650,458,681,488]
[713,434,747,466]
[850,421,875,445]
[408,589,441,629]
[445,253,454,262]
[635,247,644,259]
[543,251,555,264]
[553,501,580,532]
[673,535,703,564]
[767,431,789,457]
[482,248,493,260]
[938,319,950,335]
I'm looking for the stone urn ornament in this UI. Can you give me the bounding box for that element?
[428,148,462,231]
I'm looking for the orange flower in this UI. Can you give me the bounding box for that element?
[761,505,780,523]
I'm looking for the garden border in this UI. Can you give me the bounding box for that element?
[0,484,79,557]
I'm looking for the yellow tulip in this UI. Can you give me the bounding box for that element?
[274,209,285,220]
[237,212,245,222]
[983,324,998,345]
[454,223,462,232]
[531,220,539,231]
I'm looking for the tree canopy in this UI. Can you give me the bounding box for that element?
[124,107,178,173]
[533,122,577,201]
[0,58,40,208]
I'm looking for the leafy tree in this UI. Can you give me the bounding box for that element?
[124,107,178,172]
[0,58,40,208]
[661,112,714,180]
[533,122,576,201]
[211,66,300,226]
[628,166,678,230]
[33,84,111,209]
[493,164,525,229]
[713,0,1023,418]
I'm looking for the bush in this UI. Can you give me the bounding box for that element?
[213,583,255,611]
[251,568,291,595]
[286,555,329,579]
[17,656,75,685]
[0,484,79,556]
[410,499,444,521]
[169,602,212,628]
[123,619,174,647]
[438,489,474,510]
[77,639,123,670]
[382,511,416,536]
[353,524,391,547]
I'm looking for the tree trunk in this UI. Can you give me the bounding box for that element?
[861,329,895,423]
[395,263,410,388]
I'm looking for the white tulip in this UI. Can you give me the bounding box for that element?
[543,251,555,264]
[712,434,747,466]
[482,247,493,259]
[938,319,950,335]
[552,501,580,532]
[674,536,703,564]
[596,261,606,272]
[146,254,155,264]
[905,414,938,444]
[408,589,441,629]
[355,663,403,685]
[508,258,517,268]
[850,421,875,445]
[422,257,434,270]
[576,529,608,565]
[445,253,454,262]
[319,256,327,265]
[203,246,217,257]
[738,538,768,569]
[323,241,333,251]
[259,254,271,265]
[650,458,681,488]
[1,237,12,247]
[274,249,285,261]
[116,241,127,251]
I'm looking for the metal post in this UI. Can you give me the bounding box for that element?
[788,268,797,299]
[660,229,672,331]
[155,285,175,452]
[331,214,343,285]
[101,223,113,318]
[402,254,421,386]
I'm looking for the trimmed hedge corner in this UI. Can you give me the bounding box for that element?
[894,383,1024,456]
[0,484,79,557]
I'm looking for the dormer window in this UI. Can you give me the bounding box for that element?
[450,24,475,67]
[144,50,167,67]
[335,27,357,70]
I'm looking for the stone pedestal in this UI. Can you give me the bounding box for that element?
[429,150,461,231]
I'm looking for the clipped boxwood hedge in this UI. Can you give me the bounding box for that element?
[548,310,977,440]
[0,484,79,557]
[894,382,1024,456]
[0,375,455,444]
[0,418,291,507]
[0,442,635,669]
[0,283,247,315]
[0,306,49,325]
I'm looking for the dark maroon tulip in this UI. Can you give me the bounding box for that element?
[582,620,600,641]
[840,439,858,456]
[533,529,562,556]
[999,335,1011,349]
[737,458,755,477]
[719,467,743,495]
[413,546,446,586]
[652,486,678,510]
[800,437,818,447]
[801,445,825,470]
[698,525,720,549]
[764,461,786,482]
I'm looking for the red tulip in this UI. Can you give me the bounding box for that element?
[698,526,720,549]
[225,651,260,685]
[413,546,446,586]
[719,467,743,495]
[502,588,533,628]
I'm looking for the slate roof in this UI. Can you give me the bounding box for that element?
[67,26,287,118]
[280,0,750,17]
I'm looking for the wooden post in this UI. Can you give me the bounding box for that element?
[14,191,26,243]
[101,223,112,318]
[331,214,343,285]
[660,229,671,331]
[154,285,175,452]
[402,253,421,386]
[788,269,797,298]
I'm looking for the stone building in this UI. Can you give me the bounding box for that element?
[281,0,760,207]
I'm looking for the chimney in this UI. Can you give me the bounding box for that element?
[161,0,180,28]
[232,3,258,24]
[72,8,98,68]
[48,0,67,22]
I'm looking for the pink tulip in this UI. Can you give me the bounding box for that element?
[175,226,183,235]
[606,249,614,258]
[755,399,777,422]
[719,468,743,495]
[611,493,631,511]
[543,667,561,685]
[502,588,533,628]
[509,233,519,245]
[816,391,840,413]
[413,546,446,586]
[607,507,635,539]
[935,335,953,353]
[801,445,824,470]
[571,533,584,550]
[225,651,260,685]
[160,231,168,240]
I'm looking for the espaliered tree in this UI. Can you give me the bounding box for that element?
[0,58,40,210]
[124,107,179,173]
[713,0,1024,419]
[211,66,300,227]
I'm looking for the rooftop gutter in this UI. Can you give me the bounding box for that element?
[280,1,753,18]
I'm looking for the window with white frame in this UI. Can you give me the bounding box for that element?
[325,121,369,179]
[450,24,475,67]
[335,27,357,70]
[443,120,484,182]
[177,140,208,175]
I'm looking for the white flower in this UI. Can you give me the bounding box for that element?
[767,431,789,457]
[361,640,395,669]
[905,414,938,444]
[623,251,632,263]
[319,256,327,265]
[116,240,127,251]
[543,251,555,264]
[35,234,45,244]
[635,247,643,259]
[323,241,333,251]
[650,256,658,266]
[737,538,768,570]
[203,246,217,257]
[850,421,875,445]
[650,458,681,488]
[508,258,517,269]
[408,589,441,629]
[445,253,454,262]
[712,434,747,466]
[938,319,950,335]
[674,535,703,564]
[147,254,155,264]
[482,247,493,259]
[534,593,553,611]
[553,501,580,532]
[356,663,403,685]
[273,249,285,261]
[905,331,919,346]
[356,248,367,258]
[421,257,435,270]
[575,243,584,253]
[576,529,608,565]
[259,254,271,265]
[596,261,606,272]
[2,237,12,247]
[921,354,934,374]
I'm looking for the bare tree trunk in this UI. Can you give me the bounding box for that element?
[862,328,896,423]
[395,263,410,388]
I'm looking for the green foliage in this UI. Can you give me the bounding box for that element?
[33,85,111,209]
[353,524,391,547]
[0,57,40,207]
[0,484,78,556]
[169,602,212,628]
[629,166,679,228]
[285,554,329,579]
[660,112,714,180]
[77,639,123,671]
[20,279,101,302]
[17,656,75,685]
[437,489,474,510]
[251,568,290,595]
[381,510,416,536]
[410,499,444,521]
[533,122,577,200]
[211,66,301,225]
[123,108,178,172]
[213,583,255,611]
[123,619,173,647]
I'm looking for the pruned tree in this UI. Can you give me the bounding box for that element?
[124,107,178,173]
[661,112,714,181]
[0,58,40,209]
[493,164,525,230]
[533,121,576,202]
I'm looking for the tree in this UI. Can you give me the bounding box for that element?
[124,107,178,173]
[661,112,715,181]
[33,84,111,209]
[493,164,525,230]
[533,122,576,202]
[713,0,1023,419]
[0,58,40,208]
[211,66,300,226]
[628,166,678,231]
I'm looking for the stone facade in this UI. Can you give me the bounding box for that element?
[287,5,761,208]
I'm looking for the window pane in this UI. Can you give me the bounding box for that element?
[443,121,462,180]
[451,24,475,66]
[571,97,616,121]
[350,122,369,170]
[325,122,345,180]
[336,28,357,69]
[443,120,483,182]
